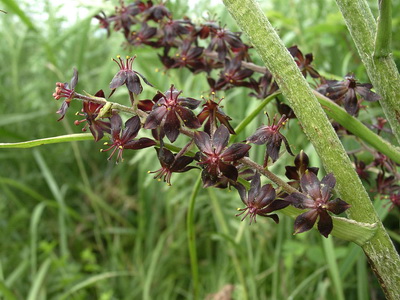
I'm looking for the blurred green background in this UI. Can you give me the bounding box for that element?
[0,0,399,299]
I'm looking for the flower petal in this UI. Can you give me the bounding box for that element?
[124,138,156,150]
[176,106,201,129]
[194,131,213,154]
[300,171,321,200]
[294,209,318,235]
[144,106,167,129]
[327,198,351,215]
[317,210,333,238]
[213,125,230,154]
[221,143,251,162]
[164,110,181,142]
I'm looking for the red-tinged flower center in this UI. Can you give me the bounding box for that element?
[101,139,125,162]
[53,82,75,100]
[113,55,136,71]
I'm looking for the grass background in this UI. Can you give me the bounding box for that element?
[0,0,399,299]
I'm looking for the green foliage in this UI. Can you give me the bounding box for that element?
[0,0,398,299]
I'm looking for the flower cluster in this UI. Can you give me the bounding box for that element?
[48,0,398,241]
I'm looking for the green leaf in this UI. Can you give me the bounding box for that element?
[0,0,37,31]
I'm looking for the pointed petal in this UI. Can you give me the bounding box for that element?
[327,198,351,215]
[109,71,127,90]
[110,114,123,140]
[294,210,318,235]
[219,162,238,182]
[248,172,261,203]
[164,111,181,143]
[122,115,141,141]
[144,106,167,129]
[124,138,156,149]
[320,173,336,200]
[213,125,230,154]
[317,210,333,238]
[176,107,201,129]
[194,131,213,154]
[221,143,251,162]
[126,73,143,95]
[300,171,321,199]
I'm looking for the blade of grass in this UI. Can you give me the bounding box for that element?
[59,271,135,300]
[322,236,345,300]
[0,281,17,300]
[33,150,68,258]
[186,175,202,300]
[0,0,37,31]
[27,258,51,300]
[30,203,47,278]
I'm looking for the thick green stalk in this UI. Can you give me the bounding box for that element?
[375,0,392,58]
[335,0,400,145]
[222,0,400,298]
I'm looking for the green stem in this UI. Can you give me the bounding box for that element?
[222,1,400,298]
[230,91,279,142]
[0,133,93,148]
[186,175,202,300]
[313,90,400,164]
[334,0,400,145]
[374,0,392,58]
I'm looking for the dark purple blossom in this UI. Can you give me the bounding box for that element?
[128,23,158,46]
[288,45,320,78]
[74,90,111,141]
[249,70,279,99]
[285,150,319,187]
[149,147,196,185]
[109,55,153,96]
[194,125,251,188]
[101,114,156,163]
[318,74,381,116]
[285,172,351,237]
[247,114,293,166]
[207,27,244,61]
[211,57,253,91]
[197,94,235,135]
[53,68,78,121]
[144,85,201,142]
[234,172,289,224]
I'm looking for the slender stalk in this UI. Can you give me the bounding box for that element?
[186,175,202,300]
[334,0,400,145]
[221,0,400,298]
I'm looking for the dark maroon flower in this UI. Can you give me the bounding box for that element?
[149,147,196,185]
[53,68,78,121]
[101,114,156,163]
[234,172,290,224]
[318,74,381,116]
[207,27,244,61]
[195,20,219,39]
[128,23,158,46]
[162,19,193,44]
[143,1,171,22]
[197,93,235,135]
[144,85,201,142]
[247,114,293,166]
[194,125,251,188]
[109,55,153,96]
[170,40,205,72]
[74,90,111,142]
[285,150,319,187]
[249,70,279,99]
[212,57,253,91]
[288,45,320,78]
[285,172,351,237]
